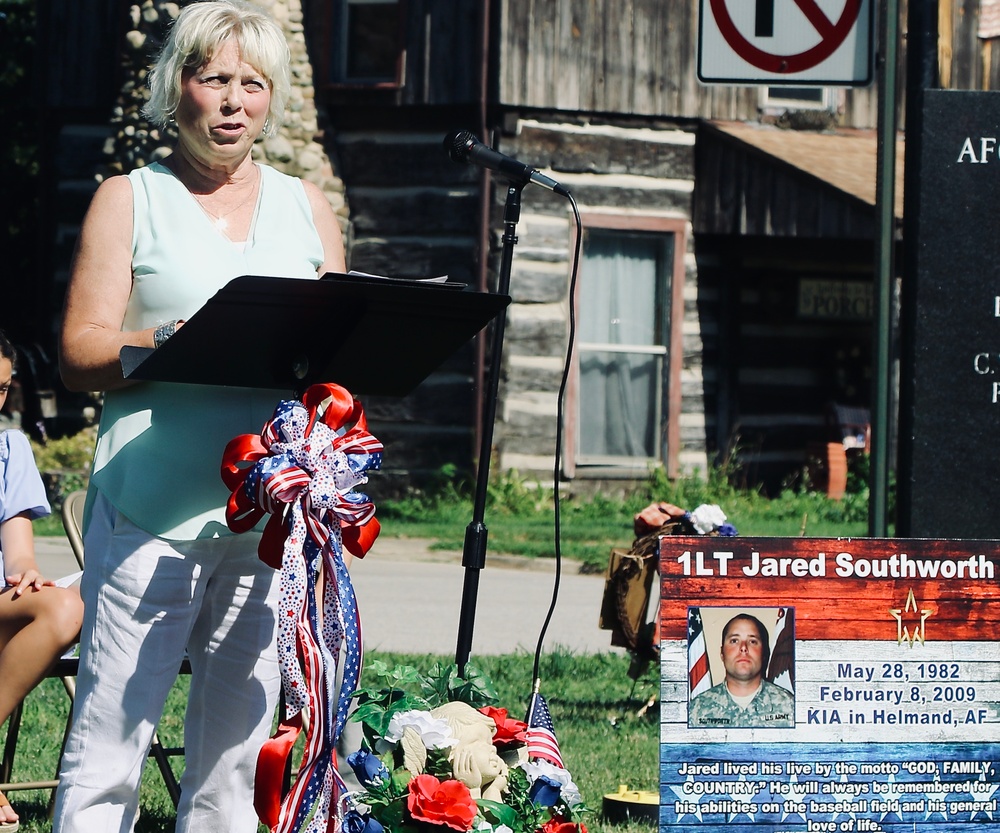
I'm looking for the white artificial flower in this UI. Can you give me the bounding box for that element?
[689,503,727,534]
[519,759,584,808]
[385,709,457,749]
[476,822,513,833]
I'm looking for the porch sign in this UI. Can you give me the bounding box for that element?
[899,89,1000,538]
[659,536,1000,832]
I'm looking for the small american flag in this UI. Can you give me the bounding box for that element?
[525,691,564,768]
[687,607,711,697]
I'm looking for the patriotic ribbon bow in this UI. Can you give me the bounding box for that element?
[221,383,383,833]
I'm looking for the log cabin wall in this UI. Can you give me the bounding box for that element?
[328,128,487,488]
[487,117,713,487]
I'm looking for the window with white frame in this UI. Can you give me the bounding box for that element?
[575,226,677,468]
[761,86,834,110]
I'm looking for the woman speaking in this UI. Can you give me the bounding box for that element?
[54,2,345,829]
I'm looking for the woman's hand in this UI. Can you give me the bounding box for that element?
[3,568,53,598]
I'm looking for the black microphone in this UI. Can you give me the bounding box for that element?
[444,130,570,197]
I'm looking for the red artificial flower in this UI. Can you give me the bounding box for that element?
[406,774,477,831]
[479,706,528,748]
[541,818,588,833]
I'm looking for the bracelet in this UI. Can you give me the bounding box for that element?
[153,319,179,349]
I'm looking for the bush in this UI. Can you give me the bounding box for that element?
[29,426,96,512]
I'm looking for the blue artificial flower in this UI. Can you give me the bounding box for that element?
[347,748,389,787]
[528,774,563,807]
[344,809,385,833]
[718,523,738,537]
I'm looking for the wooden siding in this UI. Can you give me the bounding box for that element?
[942,0,1000,90]
[496,0,1000,122]
[694,123,890,240]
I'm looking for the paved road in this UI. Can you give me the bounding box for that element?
[35,534,623,658]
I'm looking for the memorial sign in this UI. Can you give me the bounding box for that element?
[660,536,1000,832]
[900,89,1000,538]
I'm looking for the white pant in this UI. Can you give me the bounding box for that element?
[53,493,281,833]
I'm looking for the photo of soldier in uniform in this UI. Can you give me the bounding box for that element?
[687,607,794,729]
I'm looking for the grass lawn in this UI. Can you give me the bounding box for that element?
[2,652,658,833]
[376,485,873,569]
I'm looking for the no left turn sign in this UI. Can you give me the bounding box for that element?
[698,0,873,85]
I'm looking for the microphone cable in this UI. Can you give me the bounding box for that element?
[531,190,583,685]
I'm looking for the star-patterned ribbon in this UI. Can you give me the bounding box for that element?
[221,383,382,833]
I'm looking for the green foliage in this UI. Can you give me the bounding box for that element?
[28,427,96,514]
[379,467,553,522]
[362,651,658,829]
[477,766,552,833]
[30,443,887,553]
[28,427,97,473]
[421,661,500,706]
[351,660,500,749]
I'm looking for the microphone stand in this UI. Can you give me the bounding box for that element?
[455,181,523,675]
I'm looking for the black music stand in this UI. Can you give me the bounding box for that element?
[120,274,510,395]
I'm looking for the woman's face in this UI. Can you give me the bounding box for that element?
[0,357,11,411]
[174,39,271,171]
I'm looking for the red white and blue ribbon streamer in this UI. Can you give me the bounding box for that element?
[221,383,382,833]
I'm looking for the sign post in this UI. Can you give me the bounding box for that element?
[698,0,874,85]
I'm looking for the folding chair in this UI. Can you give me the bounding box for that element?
[0,490,189,809]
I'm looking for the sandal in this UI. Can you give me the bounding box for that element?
[0,789,18,832]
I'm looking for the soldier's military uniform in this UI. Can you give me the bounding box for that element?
[688,680,794,728]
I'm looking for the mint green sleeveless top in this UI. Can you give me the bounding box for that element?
[88,162,324,540]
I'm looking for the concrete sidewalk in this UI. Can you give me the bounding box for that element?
[35,534,623,657]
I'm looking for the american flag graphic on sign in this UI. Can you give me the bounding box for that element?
[687,607,711,697]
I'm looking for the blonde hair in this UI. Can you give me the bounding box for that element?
[143,0,290,138]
